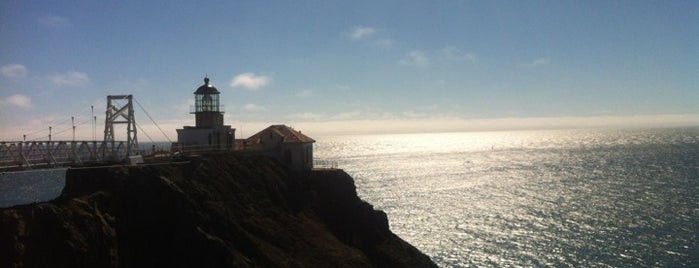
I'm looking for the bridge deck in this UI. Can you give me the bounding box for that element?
[0,140,135,170]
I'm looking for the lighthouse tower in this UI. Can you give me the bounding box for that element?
[193,76,223,127]
[175,76,235,152]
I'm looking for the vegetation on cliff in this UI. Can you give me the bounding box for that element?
[0,154,436,267]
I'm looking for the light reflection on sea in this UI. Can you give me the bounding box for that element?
[315,128,699,267]
[0,168,67,208]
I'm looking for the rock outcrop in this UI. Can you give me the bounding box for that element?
[0,154,436,267]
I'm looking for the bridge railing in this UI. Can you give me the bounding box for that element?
[0,140,135,170]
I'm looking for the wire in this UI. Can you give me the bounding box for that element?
[29,118,92,141]
[15,105,95,141]
[6,96,170,145]
[133,97,172,142]
[135,122,154,143]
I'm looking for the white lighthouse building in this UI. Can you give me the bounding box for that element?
[174,77,235,152]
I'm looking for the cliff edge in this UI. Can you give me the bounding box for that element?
[0,154,437,267]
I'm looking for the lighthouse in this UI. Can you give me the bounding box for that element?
[175,76,235,152]
[193,76,223,127]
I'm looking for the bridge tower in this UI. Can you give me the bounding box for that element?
[104,95,138,156]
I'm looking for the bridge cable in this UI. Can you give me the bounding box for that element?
[135,122,155,143]
[133,97,172,142]
[17,105,93,141]
[31,117,91,141]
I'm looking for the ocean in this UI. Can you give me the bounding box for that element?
[314,127,699,267]
[0,168,67,207]
[2,127,697,266]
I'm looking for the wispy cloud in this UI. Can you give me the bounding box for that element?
[47,71,90,87]
[37,15,70,29]
[295,89,313,97]
[277,114,699,136]
[521,57,551,67]
[1,94,33,109]
[230,73,269,90]
[286,112,324,120]
[347,26,392,48]
[441,47,476,62]
[335,84,351,91]
[373,38,393,48]
[0,64,27,79]
[400,50,429,66]
[176,99,195,113]
[348,26,376,41]
[403,110,427,118]
[331,110,362,120]
[242,103,266,112]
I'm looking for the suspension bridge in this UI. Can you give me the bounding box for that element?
[0,95,172,170]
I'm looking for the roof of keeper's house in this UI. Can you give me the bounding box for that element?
[246,125,315,144]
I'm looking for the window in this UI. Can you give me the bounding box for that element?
[203,95,212,111]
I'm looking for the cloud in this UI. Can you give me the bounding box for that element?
[230,73,269,90]
[441,47,476,62]
[286,112,324,120]
[295,89,313,97]
[335,84,351,91]
[347,26,393,48]
[242,103,266,112]
[348,26,376,41]
[331,110,362,120]
[176,98,195,113]
[1,94,33,109]
[400,50,429,66]
[47,71,90,87]
[278,114,699,136]
[403,110,427,118]
[373,38,393,48]
[37,15,70,29]
[522,57,551,67]
[0,64,27,79]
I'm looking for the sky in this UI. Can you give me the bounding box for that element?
[1,0,697,141]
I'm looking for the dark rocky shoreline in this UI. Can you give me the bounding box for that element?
[0,154,437,267]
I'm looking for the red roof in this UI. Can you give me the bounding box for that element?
[246,125,315,144]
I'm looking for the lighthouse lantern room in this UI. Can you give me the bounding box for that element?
[193,77,224,127]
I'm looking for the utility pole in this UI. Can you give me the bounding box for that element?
[91,105,95,141]
[71,116,75,142]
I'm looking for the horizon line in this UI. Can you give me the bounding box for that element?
[2,113,697,141]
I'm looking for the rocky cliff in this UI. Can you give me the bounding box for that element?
[0,154,437,267]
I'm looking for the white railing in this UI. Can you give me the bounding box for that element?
[313,159,339,169]
[0,140,134,170]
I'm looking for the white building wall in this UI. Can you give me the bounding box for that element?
[175,125,234,152]
[280,143,314,170]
